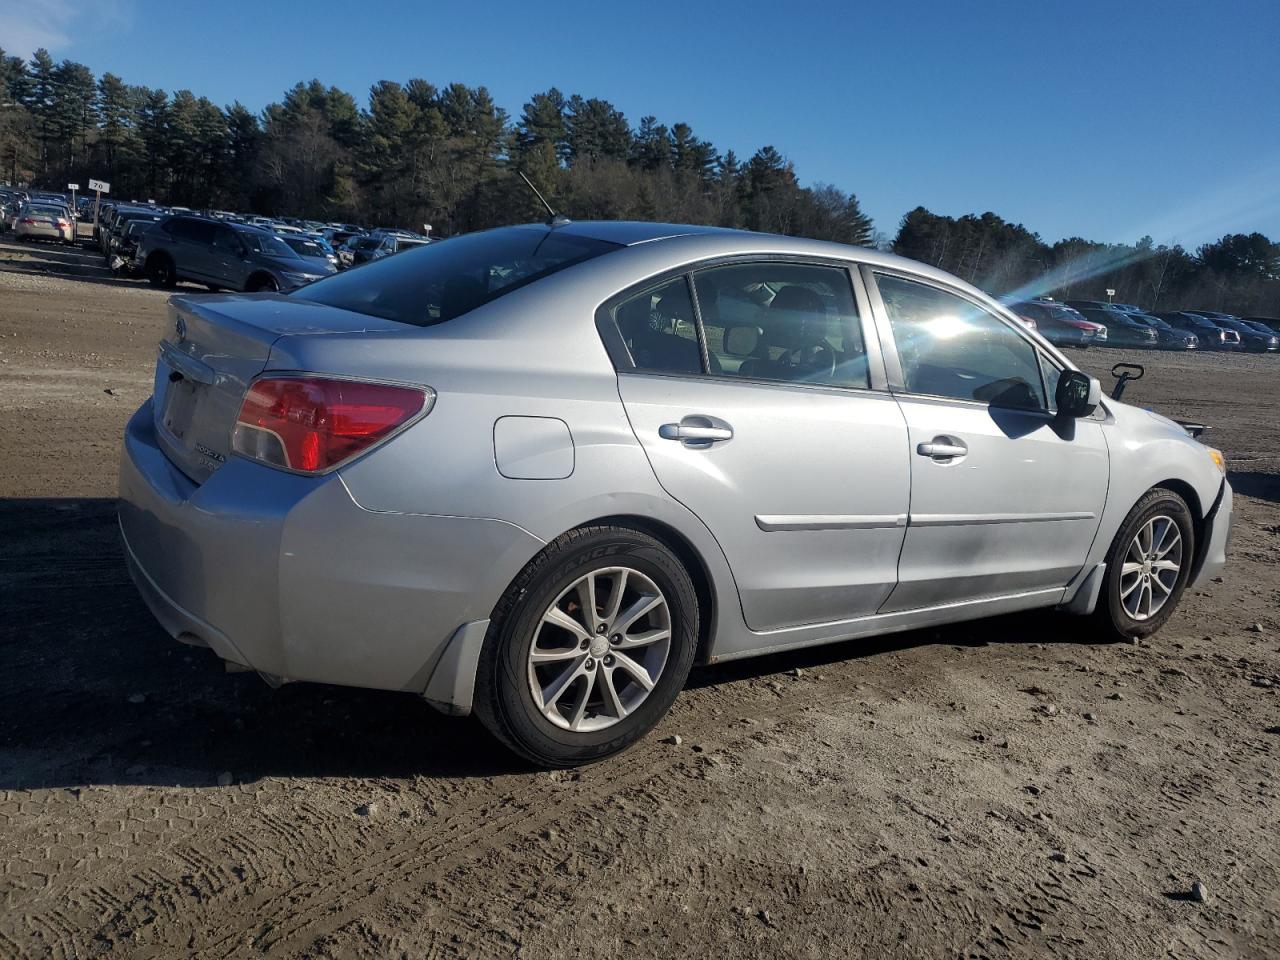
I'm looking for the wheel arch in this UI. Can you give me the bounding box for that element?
[245,270,277,292]
[1153,475,1224,585]
[571,513,719,665]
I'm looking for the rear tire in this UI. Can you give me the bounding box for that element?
[1092,488,1194,641]
[147,255,176,289]
[473,526,699,767]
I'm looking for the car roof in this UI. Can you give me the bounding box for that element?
[533,220,944,275]
[551,220,743,246]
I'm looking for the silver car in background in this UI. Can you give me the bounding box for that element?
[14,203,75,244]
[119,222,1232,766]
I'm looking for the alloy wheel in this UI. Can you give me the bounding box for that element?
[1119,514,1183,621]
[527,566,672,732]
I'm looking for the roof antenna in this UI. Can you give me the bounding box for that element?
[519,171,570,227]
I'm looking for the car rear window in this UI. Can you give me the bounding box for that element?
[293,225,621,327]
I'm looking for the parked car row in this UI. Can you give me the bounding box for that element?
[72,197,433,290]
[1002,296,1279,354]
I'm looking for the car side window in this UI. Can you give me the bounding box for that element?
[213,227,240,252]
[693,262,869,389]
[876,274,1047,410]
[166,218,215,245]
[613,276,705,376]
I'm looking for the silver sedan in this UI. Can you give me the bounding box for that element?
[15,203,75,243]
[119,221,1232,765]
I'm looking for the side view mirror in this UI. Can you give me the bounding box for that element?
[1056,369,1101,418]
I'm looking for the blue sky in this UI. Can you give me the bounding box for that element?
[4,0,1278,248]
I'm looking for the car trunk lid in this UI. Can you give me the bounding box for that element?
[152,293,407,483]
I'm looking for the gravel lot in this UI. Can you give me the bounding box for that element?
[1,235,1277,958]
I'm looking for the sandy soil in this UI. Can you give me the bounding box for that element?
[1,234,1277,959]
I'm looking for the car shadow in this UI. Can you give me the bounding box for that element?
[1228,469,1280,504]
[0,497,1105,790]
[689,606,1094,690]
[0,241,141,288]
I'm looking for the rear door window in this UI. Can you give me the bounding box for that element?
[694,262,869,388]
[165,218,216,245]
[612,277,704,375]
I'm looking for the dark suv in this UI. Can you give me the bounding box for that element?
[1121,313,1199,350]
[136,216,336,292]
[1186,311,1279,352]
[1077,309,1159,348]
[1154,312,1241,351]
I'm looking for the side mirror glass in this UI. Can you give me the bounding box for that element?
[1056,369,1101,418]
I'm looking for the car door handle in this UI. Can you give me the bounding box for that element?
[659,422,733,443]
[917,438,968,459]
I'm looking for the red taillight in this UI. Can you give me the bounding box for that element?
[231,376,430,473]
[19,218,36,225]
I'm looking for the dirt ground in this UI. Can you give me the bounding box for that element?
[1,234,1277,959]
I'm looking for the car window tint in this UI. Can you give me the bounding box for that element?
[241,231,295,258]
[166,218,215,244]
[212,227,239,251]
[613,276,704,375]
[296,226,620,326]
[284,237,326,257]
[877,274,1047,410]
[693,262,868,388]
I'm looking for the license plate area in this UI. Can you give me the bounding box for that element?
[160,374,200,445]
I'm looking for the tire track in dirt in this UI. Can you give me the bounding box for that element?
[225,686,865,956]
[5,675,849,957]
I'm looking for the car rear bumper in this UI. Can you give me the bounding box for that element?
[18,224,68,240]
[119,399,543,697]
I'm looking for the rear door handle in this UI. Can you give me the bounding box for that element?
[917,437,968,460]
[659,420,733,445]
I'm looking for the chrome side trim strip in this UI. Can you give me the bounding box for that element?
[755,514,908,532]
[908,511,1096,527]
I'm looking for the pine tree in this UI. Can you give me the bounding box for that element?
[516,88,567,163]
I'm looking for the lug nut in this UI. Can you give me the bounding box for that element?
[603,655,614,667]
[610,634,622,645]
[596,624,607,634]
[585,659,596,670]
[579,639,590,650]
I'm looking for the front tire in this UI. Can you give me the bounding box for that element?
[1093,488,1194,640]
[473,526,699,767]
[247,274,279,293]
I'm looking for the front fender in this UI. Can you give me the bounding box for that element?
[1083,400,1225,573]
